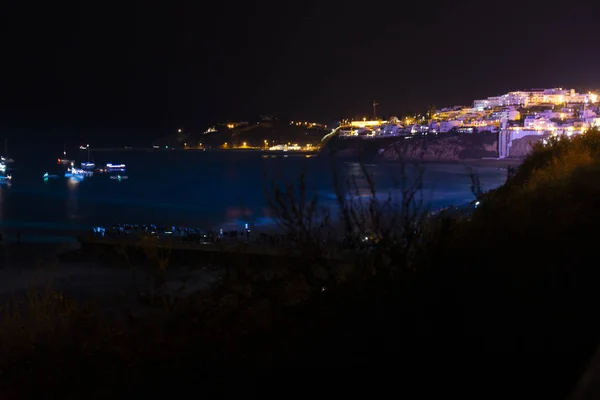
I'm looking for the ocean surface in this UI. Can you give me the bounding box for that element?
[0,147,509,243]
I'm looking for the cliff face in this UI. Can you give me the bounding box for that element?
[508,134,547,158]
[380,131,498,161]
[320,136,401,161]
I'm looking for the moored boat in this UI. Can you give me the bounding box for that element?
[106,163,126,172]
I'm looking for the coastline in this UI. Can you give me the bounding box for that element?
[383,157,524,169]
[461,158,524,168]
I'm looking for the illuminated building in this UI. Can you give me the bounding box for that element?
[473,88,599,110]
[349,120,383,127]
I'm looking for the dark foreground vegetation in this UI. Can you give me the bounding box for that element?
[4,130,600,398]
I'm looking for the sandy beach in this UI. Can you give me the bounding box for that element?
[461,158,524,169]
[393,157,524,169]
[0,242,220,320]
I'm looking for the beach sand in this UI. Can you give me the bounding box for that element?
[0,242,220,320]
[461,158,524,169]
[395,157,524,170]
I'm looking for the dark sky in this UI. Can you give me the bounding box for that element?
[1,0,600,142]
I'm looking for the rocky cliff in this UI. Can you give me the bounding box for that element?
[320,136,401,161]
[380,131,498,161]
[507,134,548,158]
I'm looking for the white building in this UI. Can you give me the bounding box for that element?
[473,97,503,110]
[440,120,462,132]
[583,109,597,118]
[379,123,406,136]
[589,118,600,128]
[524,116,555,130]
[474,88,599,110]
[491,108,521,121]
[429,122,440,132]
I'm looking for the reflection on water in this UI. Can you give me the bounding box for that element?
[66,177,79,220]
[0,185,5,221]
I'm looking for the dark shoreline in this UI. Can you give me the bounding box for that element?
[460,158,523,168]
[383,157,524,169]
[88,147,320,156]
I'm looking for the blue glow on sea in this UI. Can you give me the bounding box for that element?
[0,147,510,243]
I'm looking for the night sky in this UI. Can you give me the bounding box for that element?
[2,1,600,143]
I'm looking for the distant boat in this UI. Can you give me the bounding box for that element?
[0,174,12,184]
[43,172,58,180]
[58,143,73,164]
[81,146,95,169]
[65,166,93,178]
[109,175,128,180]
[106,163,126,172]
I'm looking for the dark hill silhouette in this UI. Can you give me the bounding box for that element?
[153,120,330,149]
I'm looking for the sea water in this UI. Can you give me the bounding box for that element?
[0,148,508,242]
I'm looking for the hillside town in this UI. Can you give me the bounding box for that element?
[336,88,600,138]
[317,87,600,161]
[154,88,600,157]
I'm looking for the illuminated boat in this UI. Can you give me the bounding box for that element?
[80,145,94,169]
[109,175,128,180]
[0,174,12,184]
[65,166,93,178]
[43,172,58,180]
[106,163,126,172]
[0,163,6,172]
[58,144,73,165]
